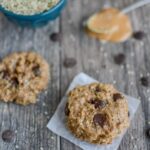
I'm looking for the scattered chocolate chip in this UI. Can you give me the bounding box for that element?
[146,128,150,138]
[113,93,123,101]
[89,99,107,109]
[128,111,130,117]
[102,64,106,69]
[133,31,146,40]
[65,103,70,116]
[93,113,107,127]
[140,77,149,87]
[11,77,19,88]
[50,33,61,42]
[114,53,125,65]
[2,130,15,143]
[32,65,41,76]
[63,58,77,68]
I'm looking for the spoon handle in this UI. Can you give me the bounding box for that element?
[122,0,150,14]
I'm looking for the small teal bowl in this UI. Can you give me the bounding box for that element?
[0,0,66,27]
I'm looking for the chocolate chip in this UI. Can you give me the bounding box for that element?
[114,53,125,65]
[1,70,9,79]
[65,103,70,116]
[32,65,41,76]
[102,64,106,69]
[63,58,77,68]
[50,33,61,42]
[11,77,19,88]
[93,114,107,127]
[89,99,107,109]
[140,77,149,87]
[133,31,146,40]
[128,111,130,117]
[95,86,101,92]
[113,93,123,101]
[2,130,15,143]
[95,100,107,109]
[146,128,150,138]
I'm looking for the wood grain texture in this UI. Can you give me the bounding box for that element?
[0,0,150,149]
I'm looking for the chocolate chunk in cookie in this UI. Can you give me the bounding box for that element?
[89,99,107,109]
[93,113,107,127]
[95,86,101,92]
[1,70,10,80]
[65,103,70,116]
[32,65,41,76]
[113,93,123,101]
[11,77,19,88]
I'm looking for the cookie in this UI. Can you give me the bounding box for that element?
[86,8,132,42]
[65,83,129,144]
[0,51,49,105]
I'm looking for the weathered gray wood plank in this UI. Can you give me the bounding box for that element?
[0,0,150,149]
[0,14,61,150]
[60,0,150,150]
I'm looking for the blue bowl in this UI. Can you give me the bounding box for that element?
[0,0,67,27]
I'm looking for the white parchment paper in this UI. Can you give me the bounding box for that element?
[47,73,140,150]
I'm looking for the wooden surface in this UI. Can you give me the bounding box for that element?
[0,0,150,149]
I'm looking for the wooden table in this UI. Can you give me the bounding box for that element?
[0,0,150,149]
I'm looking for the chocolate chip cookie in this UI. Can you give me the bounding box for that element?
[0,51,49,105]
[65,83,129,144]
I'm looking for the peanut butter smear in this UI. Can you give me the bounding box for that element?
[86,8,132,43]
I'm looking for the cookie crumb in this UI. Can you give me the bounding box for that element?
[44,111,48,115]
[42,102,46,106]
[40,147,44,150]
[113,80,116,84]
[15,145,19,149]
[130,52,135,57]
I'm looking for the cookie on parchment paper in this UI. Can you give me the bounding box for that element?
[65,83,129,144]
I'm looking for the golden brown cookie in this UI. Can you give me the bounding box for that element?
[0,51,49,105]
[65,83,129,144]
[86,8,132,42]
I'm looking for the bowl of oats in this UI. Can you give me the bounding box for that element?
[0,0,66,27]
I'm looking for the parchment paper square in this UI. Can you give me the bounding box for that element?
[47,73,140,150]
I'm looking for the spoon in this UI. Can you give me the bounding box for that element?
[104,0,150,13]
[122,0,150,13]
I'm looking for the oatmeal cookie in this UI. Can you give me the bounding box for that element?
[0,51,49,105]
[65,83,129,144]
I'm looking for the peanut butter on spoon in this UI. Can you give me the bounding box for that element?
[86,8,132,43]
